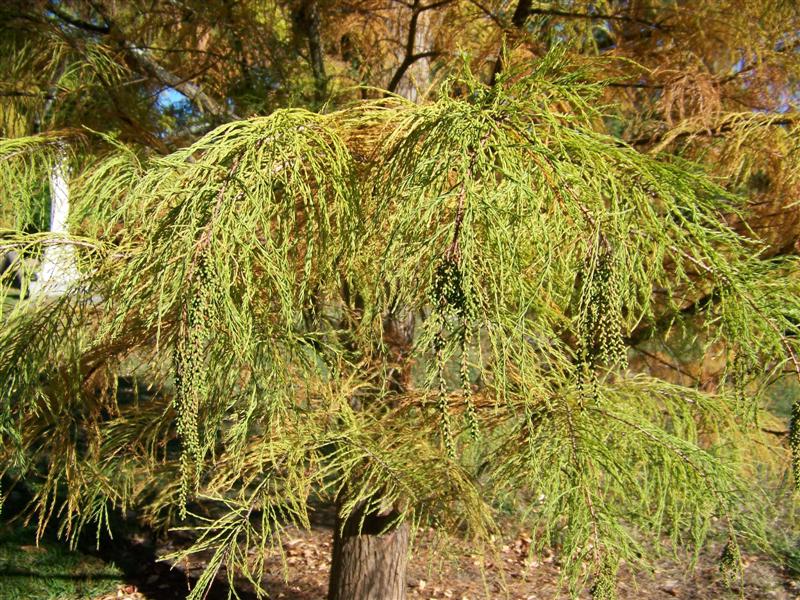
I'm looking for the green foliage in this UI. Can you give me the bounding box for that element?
[0,135,60,230]
[1,58,799,599]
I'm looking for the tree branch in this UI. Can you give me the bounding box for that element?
[489,1,667,85]
[607,81,664,90]
[419,0,455,11]
[528,7,667,30]
[46,2,110,34]
[0,89,55,100]
[386,0,439,95]
[124,44,237,119]
[52,0,238,121]
[466,0,504,28]
[719,36,800,84]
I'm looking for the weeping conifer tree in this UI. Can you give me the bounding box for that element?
[1,53,800,600]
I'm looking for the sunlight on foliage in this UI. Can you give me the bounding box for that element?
[1,57,799,598]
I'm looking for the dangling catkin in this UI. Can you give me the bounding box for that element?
[437,348,455,459]
[577,247,626,403]
[790,399,800,491]
[719,535,741,584]
[174,252,213,517]
[430,257,466,458]
[461,323,479,440]
[590,555,618,600]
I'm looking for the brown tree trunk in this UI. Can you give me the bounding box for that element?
[328,290,415,600]
[328,507,409,600]
[293,0,328,104]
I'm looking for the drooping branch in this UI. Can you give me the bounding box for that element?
[625,290,720,347]
[609,36,800,92]
[630,113,799,148]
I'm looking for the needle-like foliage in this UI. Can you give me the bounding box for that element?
[1,56,799,598]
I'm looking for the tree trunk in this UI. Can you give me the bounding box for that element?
[326,202,416,600]
[31,150,80,297]
[328,507,409,600]
[324,0,425,586]
[296,0,328,105]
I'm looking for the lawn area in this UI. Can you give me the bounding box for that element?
[0,523,125,600]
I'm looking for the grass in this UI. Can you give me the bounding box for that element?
[0,523,124,600]
[2,287,20,314]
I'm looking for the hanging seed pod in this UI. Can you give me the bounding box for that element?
[461,322,479,440]
[430,254,477,456]
[432,256,466,316]
[578,247,627,383]
[790,399,800,491]
[728,346,760,423]
[719,535,741,585]
[590,555,618,600]
[174,252,214,516]
[427,300,453,458]
[437,348,455,459]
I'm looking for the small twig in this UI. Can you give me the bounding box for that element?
[635,346,699,382]
[561,400,602,563]
[446,130,493,260]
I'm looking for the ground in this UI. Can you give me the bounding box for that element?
[214,525,800,600]
[2,518,798,600]
[0,523,125,600]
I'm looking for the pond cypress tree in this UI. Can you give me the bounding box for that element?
[1,52,800,600]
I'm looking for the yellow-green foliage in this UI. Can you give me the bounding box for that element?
[1,57,799,599]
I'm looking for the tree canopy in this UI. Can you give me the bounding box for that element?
[1,2,800,599]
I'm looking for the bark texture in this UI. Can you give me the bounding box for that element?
[293,0,328,104]
[328,509,409,600]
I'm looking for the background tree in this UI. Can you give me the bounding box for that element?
[1,2,800,600]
